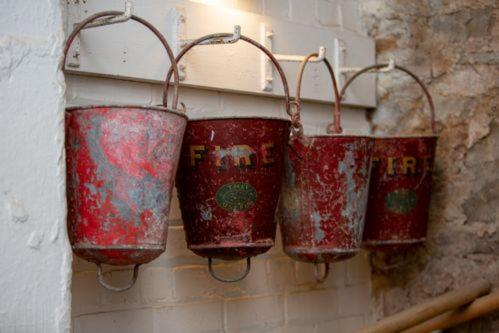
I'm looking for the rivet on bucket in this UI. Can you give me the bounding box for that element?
[279,52,375,283]
[339,63,438,270]
[164,30,293,282]
[64,11,186,291]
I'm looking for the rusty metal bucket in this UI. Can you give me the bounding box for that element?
[340,64,438,258]
[164,33,292,282]
[64,11,187,291]
[279,53,375,282]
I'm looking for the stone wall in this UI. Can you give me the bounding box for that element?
[357,0,499,331]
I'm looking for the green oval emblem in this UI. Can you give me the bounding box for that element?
[385,190,417,214]
[216,182,257,212]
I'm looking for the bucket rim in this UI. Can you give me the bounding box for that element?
[187,116,291,123]
[301,134,374,139]
[65,104,188,119]
[363,238,426,245]
[372,134,438,139]
[284,246,360,254]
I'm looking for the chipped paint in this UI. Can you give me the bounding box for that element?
[66,106,186,265]
[363,137,437,253]
[177,118,290,260]
[279,135,374,263]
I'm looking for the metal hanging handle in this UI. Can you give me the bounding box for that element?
[164,31,291,117]
[62,10,181,110]
[293,53,343,135]
[96,263,140,292]
[339,63,437,134]
[314,262,330,283]
[208,257,251,283]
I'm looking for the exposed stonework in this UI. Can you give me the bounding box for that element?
[358,0,499,331]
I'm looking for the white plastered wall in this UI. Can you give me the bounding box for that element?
[0,0,72,332]
[67,1,374,332]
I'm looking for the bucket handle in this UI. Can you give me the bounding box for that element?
[62,11,181,111]
[339,63,437,134]
[293,53,343,135]
[96,263,140,292]
[163,33,291,118]
[314,262,330,283]
[208,257,251,283]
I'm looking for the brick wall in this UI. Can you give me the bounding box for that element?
[69,1,373,332]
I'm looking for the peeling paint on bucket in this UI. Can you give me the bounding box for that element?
[66,106,187,265]
[338,63,439,255]
[177,118,290,260]
[279,135,374,263]
[278,54,375,275]
[362,136,437,253]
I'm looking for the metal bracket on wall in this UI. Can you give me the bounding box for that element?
[179,25,241,48]
[67,1,133,68]
[260,23,326,92]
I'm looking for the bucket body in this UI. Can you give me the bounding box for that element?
[279,136,374,263]
[362,136,437,253]
[177,117,290,260]
[66,106,187,265]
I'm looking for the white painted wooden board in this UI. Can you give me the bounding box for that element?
[65,0,376,107]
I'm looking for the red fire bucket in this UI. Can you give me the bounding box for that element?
[164,33,292,282]
[340,64,438,257]
[279,53,375,282]
[64,12,187,291]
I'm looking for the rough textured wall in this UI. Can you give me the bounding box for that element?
[0,1,72,332]
[357,0,499,331]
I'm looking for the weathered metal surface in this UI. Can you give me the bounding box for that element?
[63,11,184,291]
[279,53,374,269]
[176,118,290,260]
[339,63,438,254]
[66,106,187,265]
[165,32,293,278]
[362,136,437,253]
[280,135,374,263]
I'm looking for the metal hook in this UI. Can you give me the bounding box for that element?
[82,1,133,29]
[274,46,326,63]
[179,102,187,113]
[208,257,251,283]
[314,263,330,283]
[180,25,242,47]
[379,58,395,73]
[96,263,140,292]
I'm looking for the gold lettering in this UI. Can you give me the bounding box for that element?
[261,143,275,165]
[215,146,222,168]
[402,156,417,175]
[387,157,395,176]
[190,145,205,166]
[232,145,254,167]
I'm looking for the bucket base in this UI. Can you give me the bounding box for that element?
[284,246,359,263]
[363,238,425,254]
[73,244,166,266]
[189,240,274,260]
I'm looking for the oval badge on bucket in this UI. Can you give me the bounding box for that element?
[385,189,417,214]
[216,182,257,212]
